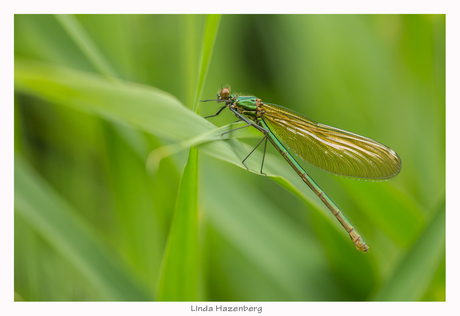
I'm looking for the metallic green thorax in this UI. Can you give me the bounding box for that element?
[231,96,260,120]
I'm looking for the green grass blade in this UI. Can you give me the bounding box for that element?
[193,14,221,112]
[13,59,262,172]
[14,154,151,301]
[371,200,445,300]
[54,14,118,78]
[156,148,199,300]
[14,59,210,143]
[340,179,425,248]
[146,123,238,173]
[200,157,367,300]
[157,15,221,300]
[41,15,157,162]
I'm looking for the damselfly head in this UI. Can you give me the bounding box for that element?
[219,87,231,100]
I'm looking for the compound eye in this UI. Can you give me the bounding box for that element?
[219,87,230,100]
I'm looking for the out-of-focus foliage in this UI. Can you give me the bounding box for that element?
[14,14,445,301]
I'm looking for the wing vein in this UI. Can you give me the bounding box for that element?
[261,103,401,179]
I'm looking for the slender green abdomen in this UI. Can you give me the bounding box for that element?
[259,119,368,252]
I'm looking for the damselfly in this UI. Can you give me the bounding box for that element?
[202,87,401,252]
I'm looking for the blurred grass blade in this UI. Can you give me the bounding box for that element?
[372,201,445,301]
[14,154,151,301]
[157,148,199,300]
[157,15,221,300]
[54,14,118,78]
[14,59,211,142]
[337,178,425,248]
[201,160,330,299]
[146,123,253,173]
[193,14,221,112]
[13,59,287,177]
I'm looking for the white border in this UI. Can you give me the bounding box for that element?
[4,1,457,315]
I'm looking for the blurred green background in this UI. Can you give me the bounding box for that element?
[14,14,445,301]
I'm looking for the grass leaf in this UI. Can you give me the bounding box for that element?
[156,148,199,300]
[54,14,118,78]
[371,201,445,300]
[193,14,221,112]
[14,154,151,301]
[157,14,221,300]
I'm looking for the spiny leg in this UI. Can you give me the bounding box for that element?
[259,136,268,176]
[241,135,268,171]
[204,104,227,119]
[222,123,251,136]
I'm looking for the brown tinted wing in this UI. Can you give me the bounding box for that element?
[261,103,401,180]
